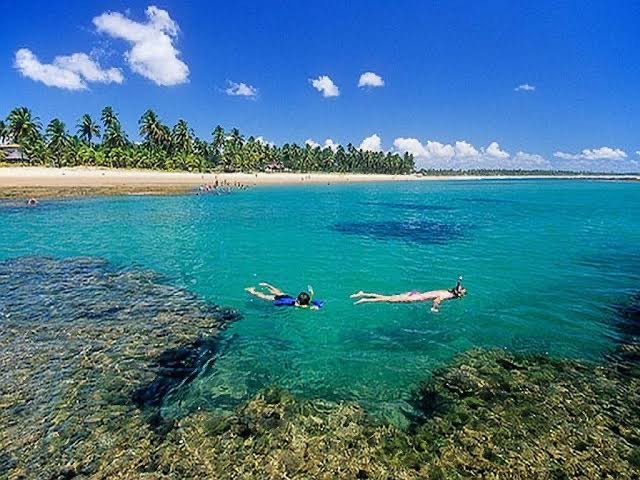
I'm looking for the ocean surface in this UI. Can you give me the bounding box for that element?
[2,179,639,423]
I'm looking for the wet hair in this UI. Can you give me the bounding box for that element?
[296,292,311,306]
[449,285,465,297]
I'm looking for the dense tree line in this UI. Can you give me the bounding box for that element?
[0,107,415,174]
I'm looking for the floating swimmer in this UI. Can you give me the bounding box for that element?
[245,282,324,310]
[350,277,466,312]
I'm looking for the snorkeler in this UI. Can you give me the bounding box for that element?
[350,277,466,312]
[245,282,324,310]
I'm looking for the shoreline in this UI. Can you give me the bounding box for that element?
[0,166,638,198]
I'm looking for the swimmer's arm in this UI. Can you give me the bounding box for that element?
[245,287,275,301]
[259,282,286,296]
[430,297,442,312]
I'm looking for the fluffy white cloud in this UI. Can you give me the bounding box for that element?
[225,81,257,97]
[305,138,339,152]
[14,48,123,90]
[393,137,428,158]
[359,134,382,152]
[454,140,480,158]
[511,151,549,168]
[425,140,455,159]
[485,141,510,159]
[636,150,640,157]
[93,5,189,86]
[392,137,550,170]
[309,75,339,97]
[358,72,384,88]
[255,136,274,146]
[515,83,535,92]
[323,138,339,151]
[553,147,627,160]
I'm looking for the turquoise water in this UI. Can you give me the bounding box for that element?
[2,180,639,422]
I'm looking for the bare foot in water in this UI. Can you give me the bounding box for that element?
[350,291,365,298]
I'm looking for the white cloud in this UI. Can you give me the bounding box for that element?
[358,72,384,88]
[425,140,455,159]
[14,48,123,91]
[393,137,428,158]
[255,136,274,146]
[636,150,640,157]
[324,138,339,151]
[515,83,536,92]
[54,53,123,83]
[93,5,189,86]
[454,140,480,158]
[305,138,339,152]
[553,147,627,160]
[392,137,550,170]
[309,75,340,97]
[485,141,510,159]
[225,81,257,97]
[511,151,549,168]
[359,134,382,152]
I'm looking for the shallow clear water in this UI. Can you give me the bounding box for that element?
[2,180,639,422]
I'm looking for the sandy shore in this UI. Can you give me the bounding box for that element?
[0,167,637,198]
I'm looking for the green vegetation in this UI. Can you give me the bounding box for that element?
[1,106,415,174]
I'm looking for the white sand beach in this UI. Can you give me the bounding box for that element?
[0,167,637,192]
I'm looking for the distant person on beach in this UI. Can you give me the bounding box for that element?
[350,277,466,312]
[26,198,38,206]
[245,282,324,309]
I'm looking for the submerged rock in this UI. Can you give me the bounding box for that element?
[410,348,640,478]
[0,256,240,477]
[332,219,466,245]
[1,258,639,478]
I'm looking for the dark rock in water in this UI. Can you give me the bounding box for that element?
[133,337,220,408]
[145,350,639,479]
[617,293,640,340]
[332,219,466,244]
[406,349,640,478]
[0,256,240,476]
[605,293,640,373]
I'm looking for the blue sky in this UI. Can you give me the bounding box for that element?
[2,0,639,171]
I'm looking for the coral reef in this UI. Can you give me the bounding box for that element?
[0,256,240,478]
[1,256,639,479]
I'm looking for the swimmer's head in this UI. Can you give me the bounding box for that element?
[296,292,311,306]
[451,280,466,297]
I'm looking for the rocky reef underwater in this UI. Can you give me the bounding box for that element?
[1,256,639,479]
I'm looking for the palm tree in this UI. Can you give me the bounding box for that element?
[6,107,41,144]
[171,119,193,155]
[77,114,100,144]
[103,122,128,149]
[0,120,8,145]
[45,118,70,166]
[100,106,117,130]
[211,125,225,151]
[139,110,169,148]
[99,106,128,149]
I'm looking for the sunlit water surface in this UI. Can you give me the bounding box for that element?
[2,180,639,422]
